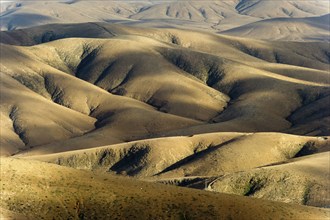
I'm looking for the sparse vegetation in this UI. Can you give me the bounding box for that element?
[243,177,266,196]
[0,16,329,220]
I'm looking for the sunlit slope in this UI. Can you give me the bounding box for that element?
[221,14,330,42]
[21,133,329,179]
[1,0,328,39]
[0,20,329,218]
[1,158,329,219]
[0,24,329,157]
[0,73,96,156]
[0,39,205,156]
[1,22,329,70]
[235,0,329,18]
[205,152,330,208]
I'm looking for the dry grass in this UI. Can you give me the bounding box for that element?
[0,23,329,218]
[1,158,329,219]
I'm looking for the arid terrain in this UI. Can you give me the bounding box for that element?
[0,0,329,219]
[1,0,329,37]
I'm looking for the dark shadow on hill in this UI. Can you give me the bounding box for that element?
[2,13,54,31]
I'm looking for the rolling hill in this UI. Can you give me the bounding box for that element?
[1,157,329,219]
[0,19,329,219]
[0,0,329,41]
[221,14,330,42]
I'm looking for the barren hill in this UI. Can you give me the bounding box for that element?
[1,158,329,219]
[0,0,329,41]
[1,24,329,155]
[1,23,329,153]
[206,152,330,207]
[221,14,330,42]
[0,22,329,218]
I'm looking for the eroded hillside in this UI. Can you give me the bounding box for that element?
[0,23,329,218]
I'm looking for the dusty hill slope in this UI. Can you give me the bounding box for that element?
[203,152,330,208]
[1,23,329,157]
[0,0,256,31]
[1,157,329,219]
[221,14,330,42]
[235,0,329,18]
[20,133,329,178]
[1,22,329,70]
[0,0,329,40]
[18,132,330,208]
[1,23,330,216]
[0,41,202,156]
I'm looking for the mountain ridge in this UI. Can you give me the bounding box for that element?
[1,0,329,41]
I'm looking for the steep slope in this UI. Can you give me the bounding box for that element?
[1,158,329,219]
